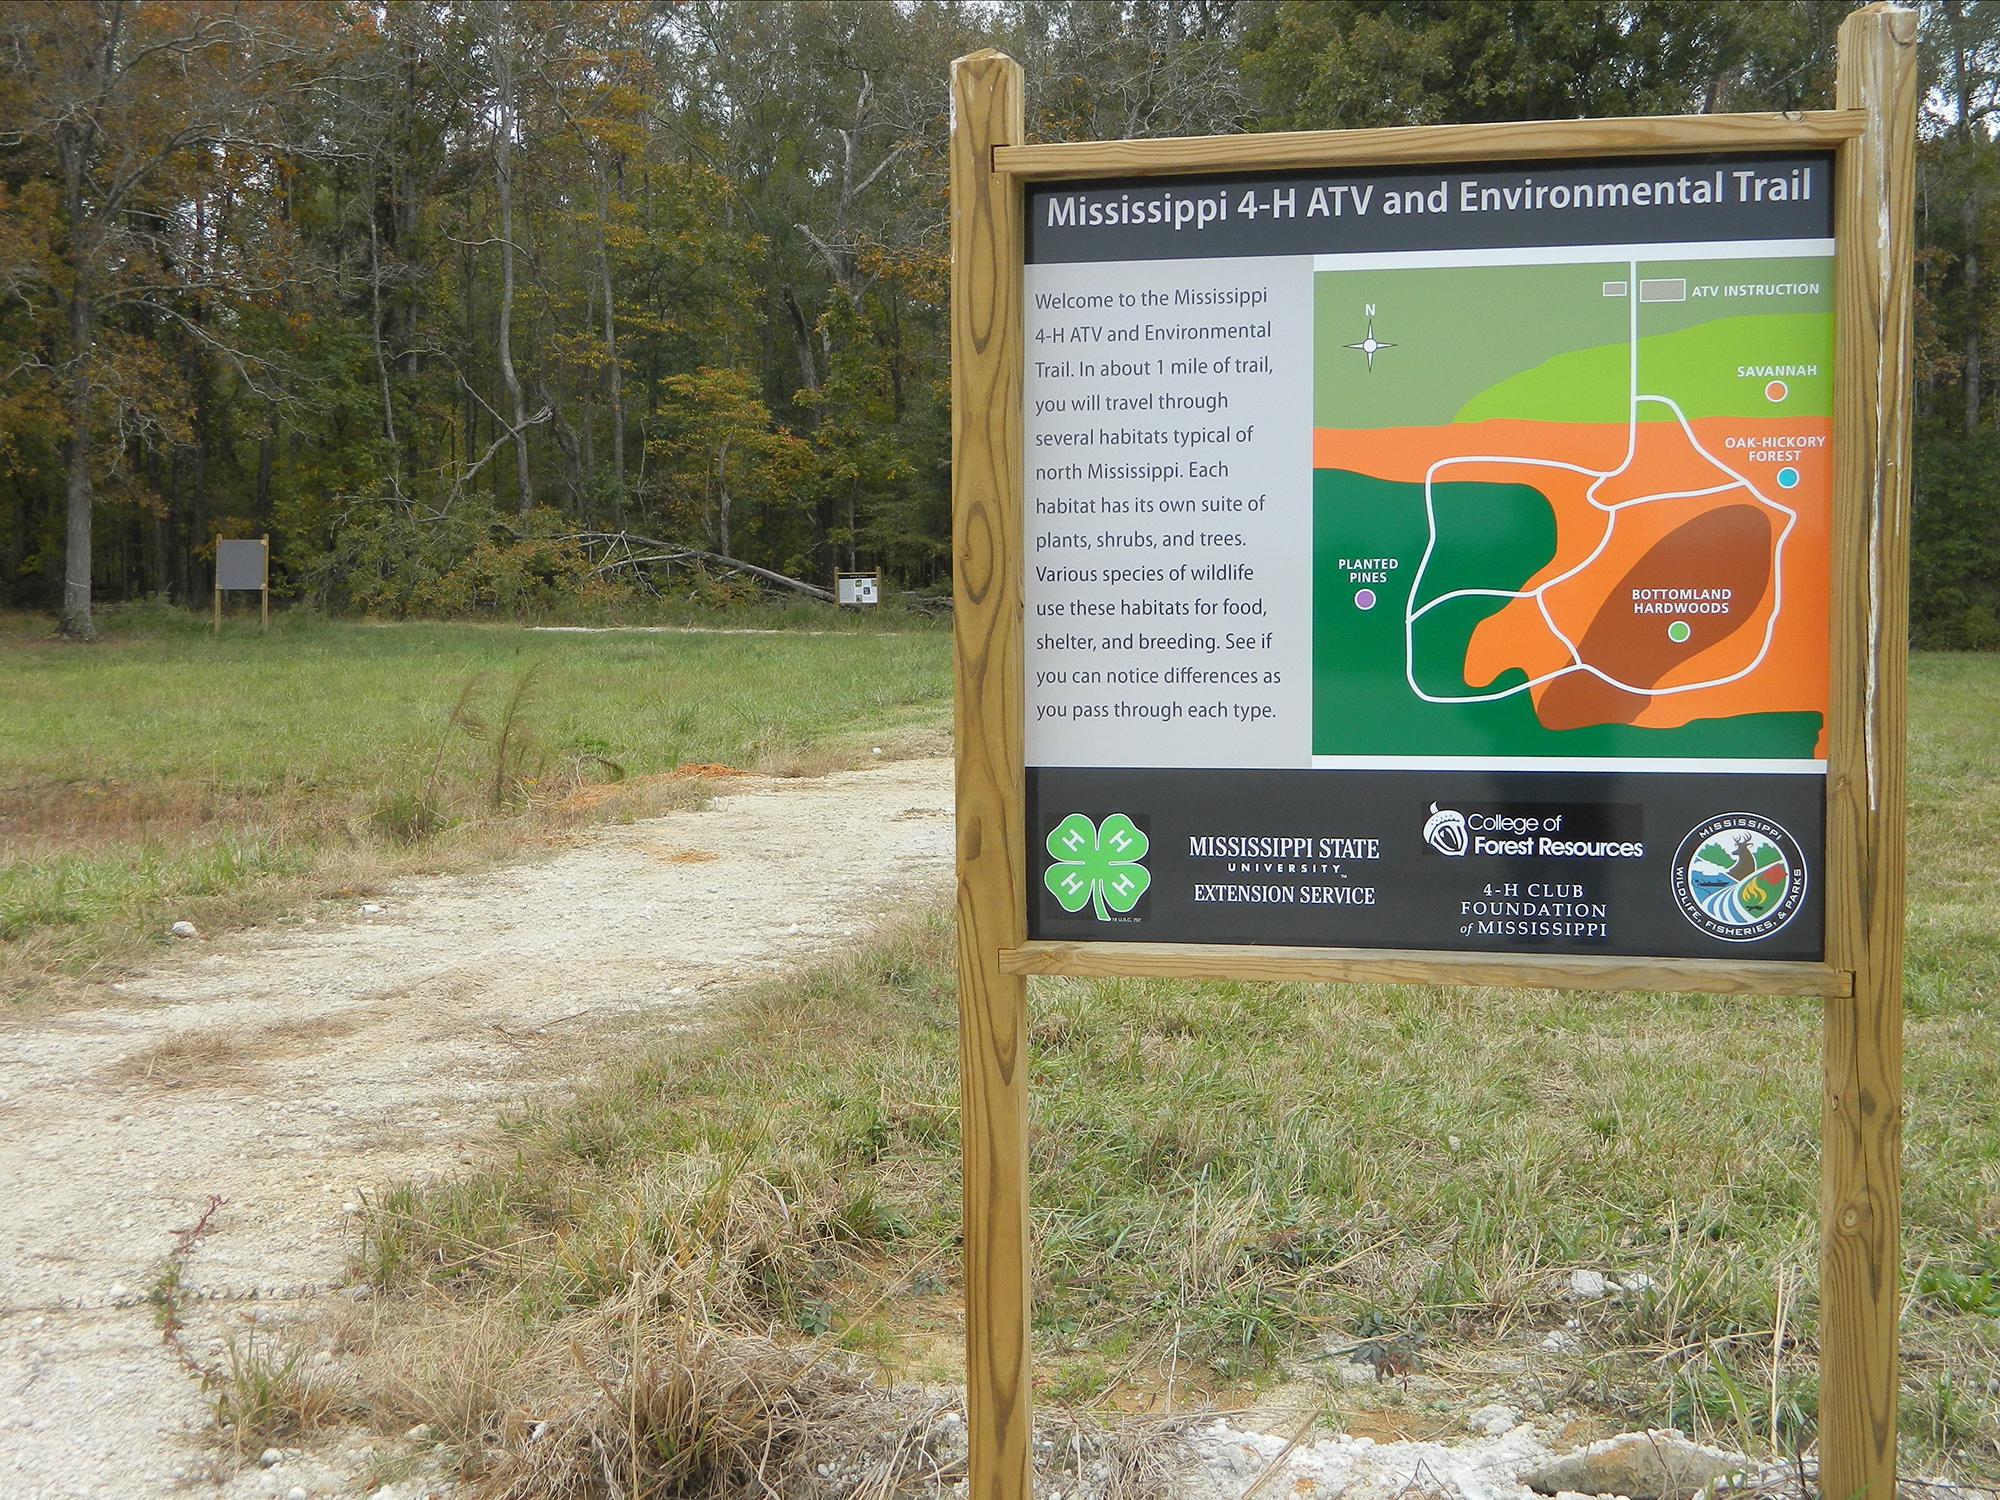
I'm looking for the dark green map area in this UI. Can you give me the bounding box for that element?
[1310,469,1824,759]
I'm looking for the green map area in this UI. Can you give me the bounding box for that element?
[1312,257,1833,430]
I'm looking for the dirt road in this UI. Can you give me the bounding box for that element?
[0,760,954,1499]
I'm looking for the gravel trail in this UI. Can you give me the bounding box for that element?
[0,759,954,1499]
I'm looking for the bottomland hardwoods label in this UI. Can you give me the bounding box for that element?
[1027,768,1824,961]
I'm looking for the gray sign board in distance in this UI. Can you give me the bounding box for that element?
[216,539,266,592]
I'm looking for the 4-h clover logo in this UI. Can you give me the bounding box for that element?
[1044,812,1150,921]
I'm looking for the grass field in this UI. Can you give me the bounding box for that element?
[9,608,1993,1487]
[0,603,950,998]
[340,653,1999,1492]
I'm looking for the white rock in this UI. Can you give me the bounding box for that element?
[169,920,199,939]
[287,1488,309,1500]
[1569,1268,1610,1300]
[1468,1403,1520,1436]
[1616,1271,1660,1295]
[107,1284,130,1304]
[342,1201,361,1215]
[260,1447,284,1468]
[1543,1329,1580,1352]
[405,1424,431,1442]
[871,747,883,756]
[360,903,385,916]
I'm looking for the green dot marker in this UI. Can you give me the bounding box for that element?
[1667,620,1691,644]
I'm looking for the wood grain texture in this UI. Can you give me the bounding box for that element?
[950,49,1031,1500]
[995,110,1866,179]
[1001,941,1851,999]
[1822,9,1916,1500]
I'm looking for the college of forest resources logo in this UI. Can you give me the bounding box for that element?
[1044,812,1150,922]
[1672,813,1808,942]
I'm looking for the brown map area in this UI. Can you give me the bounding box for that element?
[1536,503,1775,730]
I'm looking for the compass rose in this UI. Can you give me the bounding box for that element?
[1346,315,1395,371]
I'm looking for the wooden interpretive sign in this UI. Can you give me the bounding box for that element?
[950,9,1913,1500]
[213,535,270,633]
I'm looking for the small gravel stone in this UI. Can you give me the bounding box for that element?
[169,920,199,939]
[260,1447,283,1468]
[1468,1403,1520,1436]
[1569,1268,1609,1299]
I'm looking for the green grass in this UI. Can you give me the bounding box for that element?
[0,601,949,991]
[351,653,2000,1484]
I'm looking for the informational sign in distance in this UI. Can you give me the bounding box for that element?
[216,538,267,592]
[1023,153,1833,962]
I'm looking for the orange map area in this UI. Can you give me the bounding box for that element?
[1314,416,1830,754]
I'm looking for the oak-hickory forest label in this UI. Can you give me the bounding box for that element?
[1022,154,1831,962]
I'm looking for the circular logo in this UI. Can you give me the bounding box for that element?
[1672,813,1808,942]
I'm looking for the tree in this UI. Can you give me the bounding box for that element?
[0,1,343,637]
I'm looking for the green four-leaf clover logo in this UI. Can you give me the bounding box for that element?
[1044,812,1150,921]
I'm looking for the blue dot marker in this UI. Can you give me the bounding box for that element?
[1777,466,1800,490]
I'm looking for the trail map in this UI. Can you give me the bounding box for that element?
[1313,252,1832,766]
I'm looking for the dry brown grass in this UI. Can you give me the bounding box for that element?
[338,1064,1190,1499]
[105,1014,370,1090]
[333,1286,1187,1500]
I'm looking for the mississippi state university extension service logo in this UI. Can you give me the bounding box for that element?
[1044,812,1149,922]
[1672,813,1808,942]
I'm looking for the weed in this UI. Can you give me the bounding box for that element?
[210,1331,350,1453]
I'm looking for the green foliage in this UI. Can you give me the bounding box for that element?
[304,505,611,619]
[1914,428,2000,647]
[0,2,1990,641]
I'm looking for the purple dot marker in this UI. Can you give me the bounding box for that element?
[1355,588,1377,611]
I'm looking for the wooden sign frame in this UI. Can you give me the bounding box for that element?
[949,8,1914,1500]
[213,534,270,633]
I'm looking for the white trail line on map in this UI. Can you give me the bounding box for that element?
[1402,259,1798,704]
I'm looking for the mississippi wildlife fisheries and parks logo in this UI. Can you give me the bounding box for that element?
[1672,813,1808,942]
[1044,812,1149,922]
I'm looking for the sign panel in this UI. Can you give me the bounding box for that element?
[1023,154,1833,961]
[216,538,267,592]
[836,571,880,606]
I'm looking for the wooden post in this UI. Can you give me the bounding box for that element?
[260,533,270,631]
[212,532,222,635]
[1824,9,1915,1500]
[950,49,1031,1500]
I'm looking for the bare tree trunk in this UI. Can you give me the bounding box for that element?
[58,134,96,641]
[714,435,732,558]
[782,285,821,399]
[369,212,401,483]
[595,172,624,515]
[1966,195,1983,436]
[491,1,532,512]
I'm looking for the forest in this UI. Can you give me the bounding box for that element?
[1,0,1995,644]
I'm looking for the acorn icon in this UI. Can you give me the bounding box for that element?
[1424,803,1469,856]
